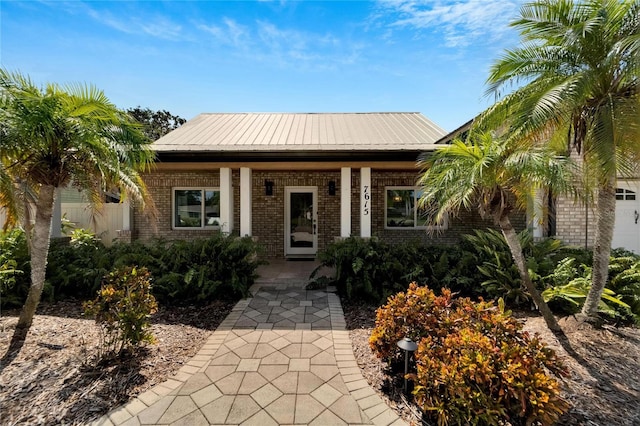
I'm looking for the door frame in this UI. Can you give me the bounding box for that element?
[284,186,318,257]
[613,180,640,254]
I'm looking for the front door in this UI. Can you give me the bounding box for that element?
[285,186,318,256]
[612,181,640,254]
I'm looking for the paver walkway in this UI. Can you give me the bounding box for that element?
[94,261,404,426]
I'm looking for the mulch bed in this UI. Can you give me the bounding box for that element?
[2,299,639,425]
[343,301,640,426]
[0,300,234,426]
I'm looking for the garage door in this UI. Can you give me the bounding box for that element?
[612,181,640,254]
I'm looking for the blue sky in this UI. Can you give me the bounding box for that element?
[1,1,524,131]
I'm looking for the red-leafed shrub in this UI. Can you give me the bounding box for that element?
[369,283,569,425]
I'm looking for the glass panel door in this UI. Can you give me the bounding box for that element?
[285,187,317,256]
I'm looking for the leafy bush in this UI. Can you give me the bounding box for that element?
[46,230,107,301]
[370,284,569,426]
[542,257,637,323]
[313,237,404,303]
[84,266,158,357]
[463,229,580,308]
[314,237,483,304]
[150,235,263,303]
[45,234,262,305]
[0,229,31,308]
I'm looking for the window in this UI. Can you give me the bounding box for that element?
[385,187,446,230]
[173,188,220,229]
[616,188,636,201]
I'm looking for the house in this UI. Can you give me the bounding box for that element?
[128,112,505,258]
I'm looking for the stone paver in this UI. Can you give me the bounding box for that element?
[97,260,405,425]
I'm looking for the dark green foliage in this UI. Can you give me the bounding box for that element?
[0,229,31,308]
[313,237,399,303]
[462,229,579,307]
[313,237,485,304]
[149,236,263,303]
[46,232,108,301]
[126,107,186,141]
[3,228,262,306]
[542,255,640,324]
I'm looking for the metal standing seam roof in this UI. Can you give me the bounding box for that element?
[152,112,447,153]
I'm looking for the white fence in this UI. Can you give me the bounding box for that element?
[1,203,124,246]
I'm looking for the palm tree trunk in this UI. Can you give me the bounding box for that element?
[498,215,561,331]
[13,185,56,340]
[582,181,616,318]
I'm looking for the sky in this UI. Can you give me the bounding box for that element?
[1,0,525,132]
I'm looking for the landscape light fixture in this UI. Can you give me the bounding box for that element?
[397,337,418,395]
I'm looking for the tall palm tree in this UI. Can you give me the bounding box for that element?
[418,131,572,331]
[0,69,155,343]
[483,0,640,320]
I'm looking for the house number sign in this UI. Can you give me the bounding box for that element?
[363,185,370,216]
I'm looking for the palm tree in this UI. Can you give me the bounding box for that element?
[0,69,155,343]
[483,0,640,320]
[418,131,572,331]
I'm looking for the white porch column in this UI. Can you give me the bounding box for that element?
[341,167,351,237]
[531,189,545,239]
[51,188,62,238]
[360,167,371,238]
[220,167,233,234]
[122,199,131,231]
[240,167,252,237]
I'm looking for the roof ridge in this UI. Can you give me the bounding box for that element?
[198,112,422,115]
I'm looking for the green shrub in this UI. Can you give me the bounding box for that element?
[313,237,401,302]
[0,228,32,308]
[46,230,107,300]
[83,266,158,357]
[370,284,569,426]
[314,237,483,304]
[463,229,577,308]
[542,257,636,323]
[45,234,263,305]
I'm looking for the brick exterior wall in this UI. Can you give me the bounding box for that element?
[554,193,596,248]
[251,170,342,257]
[133,167,527,257]
[134,170,241,242]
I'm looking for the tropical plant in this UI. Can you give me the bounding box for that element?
[0,69,155,344]
[418,131,572,331]
[370,284,569,426]
[484,0,640,320]
[464,228,573,307]
[0,229,30,308]
[84,266,158,358]
[542,257,631,318]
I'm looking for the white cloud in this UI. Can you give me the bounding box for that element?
[197,18,361,71]
[376,0,521,47]
[75,2,184,41]
[198,18,251,49]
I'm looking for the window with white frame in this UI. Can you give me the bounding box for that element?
[385,186,446,230]
[173,188,220,229]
